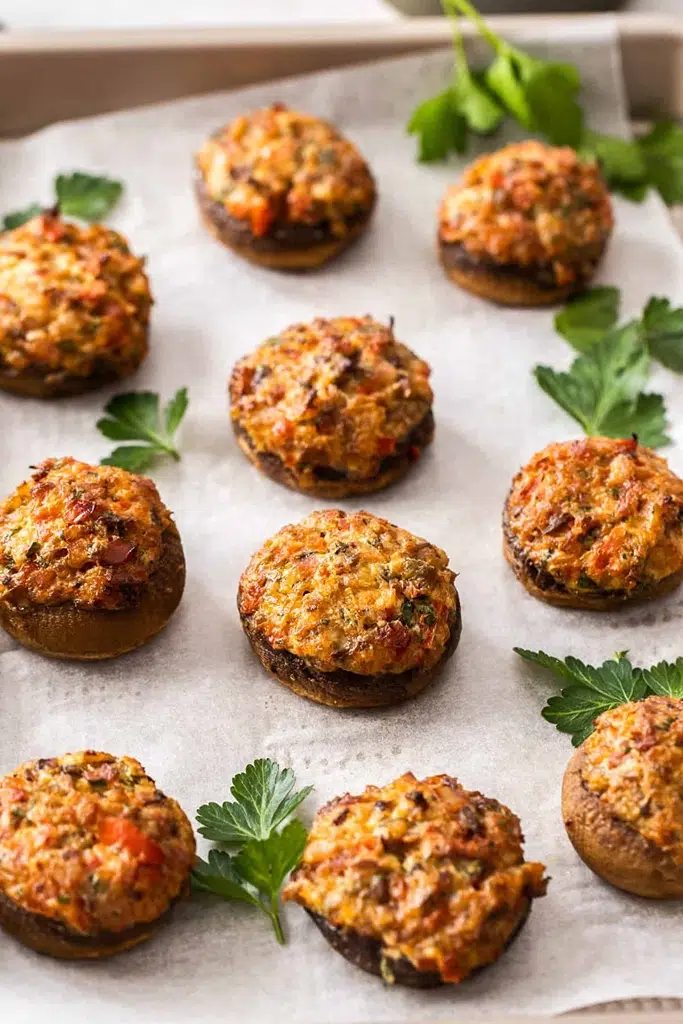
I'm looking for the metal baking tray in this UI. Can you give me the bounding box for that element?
[0,13,681,1020]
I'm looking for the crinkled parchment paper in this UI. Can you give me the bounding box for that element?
[1,18,683,1023]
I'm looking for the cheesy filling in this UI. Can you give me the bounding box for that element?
[0,751,195,936]
[230,317,433,486]
[0,458,174,610]
[283,773,547,983]
[196,105,376,238]
[0,214,151,383]
[439,141,613,287]
[505,437,683,595]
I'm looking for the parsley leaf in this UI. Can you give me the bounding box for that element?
[580,130,648,199]
[407,0,681,205]
[2,172,123,232]
[534,322,670,446]
[196,759,313,844]
[554,288,683,380]
[193,760,311,944]
[452,66,504,135]
[514,649,647,746]
[97,388,188,472]
[599,391,670,450]
[235,821,308,902]
[2,203,44,230]
[642,297,683,373]
[55,173,123,222]
[640,658,683,699]
[638,121,683,205]
[524,62,583,148]
[554,287,621,352]
[407,90,466,162]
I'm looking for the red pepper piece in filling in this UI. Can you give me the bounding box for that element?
[98,817,165,866]
[101,539,136,565]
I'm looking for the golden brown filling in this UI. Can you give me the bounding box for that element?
[0,214,151,383]
[0,751,195,936]
[230,317,433,486]
[439,141,613,287]
[238,510,458,677]
[283,773,547,983]
[582,697,683,867]
[196,104,376,238]
[0,457,175,611]
[504,437,683,595]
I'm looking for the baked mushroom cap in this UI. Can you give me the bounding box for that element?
[283,772,547,985]
[195,104,376,270]
[562,696,683,899]
[230,316,434,498]
[503,437,683,609]
[238,509,461,708]
[0,751,196,958]
[438,141,613,306]
[0,213,151,398]
[0,457,185,659]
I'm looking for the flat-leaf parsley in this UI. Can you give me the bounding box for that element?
[193,759,311,945]
[515,648,683,745]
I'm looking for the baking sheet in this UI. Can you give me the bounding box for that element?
[1,18,683,1022]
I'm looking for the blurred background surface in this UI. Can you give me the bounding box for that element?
[4,0,681,29]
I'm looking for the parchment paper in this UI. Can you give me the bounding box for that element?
[1,19,683,1022]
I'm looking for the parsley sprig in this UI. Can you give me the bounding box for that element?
[555,287,683,371]
[97,389,189,472]
[193,759,312,945]
[2,172,123,230]
[408,0,683,204]
[532,286,683,448]
[515,648,683,745]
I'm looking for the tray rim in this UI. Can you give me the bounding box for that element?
[0,12,680,51]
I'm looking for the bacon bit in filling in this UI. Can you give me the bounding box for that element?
[0,457,175,611]
[0,751,195,936]
[0,213,151,384]
[230,317,433,488]
[283,773,547,983]
[238,509,458,677]
[581,697,683,867]
[439,141,613,287]
[196,105,376,238]
[505,437,683,595]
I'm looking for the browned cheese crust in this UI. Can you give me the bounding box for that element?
[283,773,547,984]
[438,141,613,307]
[195,104,376,270]
[237,509,461,708]
[0,458,185,659]
[503,437,683,610]
[562,697,683,899]
[230,316,434,498]
[0,213,151,398]
[0,751,196,958]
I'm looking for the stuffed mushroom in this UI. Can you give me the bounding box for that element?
[283,772,547,985]
[0,212,151,398]
[230,316,434,498]
[562,696,683,899]
[438,141,613,306]
[0,457,185,660]
[238,509,460,708]
[503,437,683,610]
[195,104,376,270]
[0,751,196,958]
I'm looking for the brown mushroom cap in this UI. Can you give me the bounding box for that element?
[562,744,683,899]
[0,525,185,660]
